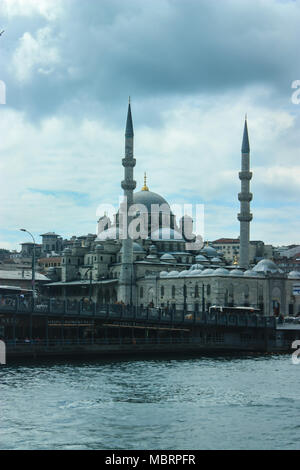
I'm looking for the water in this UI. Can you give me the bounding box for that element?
[0,353,299,450]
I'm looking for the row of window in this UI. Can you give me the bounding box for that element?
[139,284,211,299]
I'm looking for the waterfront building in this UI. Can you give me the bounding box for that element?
[40,232,63,255]
[211,238,274,264]
[0,270,49,291]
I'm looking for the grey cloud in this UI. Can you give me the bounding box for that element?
[1,0,300,122]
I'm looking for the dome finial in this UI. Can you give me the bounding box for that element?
[142,172,149,191]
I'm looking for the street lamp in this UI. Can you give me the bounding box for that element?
[20,229,36,301]
[83,267,93,302]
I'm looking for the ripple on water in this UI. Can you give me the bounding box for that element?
[0,355,300,450]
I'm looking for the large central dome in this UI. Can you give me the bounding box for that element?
[133,190,170,213]
[132,172,171,214]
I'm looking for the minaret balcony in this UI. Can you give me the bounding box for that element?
[121,180,137,191]
[239,171,252,180]
[238,192,253,202]
[122,157,136,168]
[237,213,253,222]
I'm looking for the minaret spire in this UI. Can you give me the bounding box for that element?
[238,116,253,269]
[125,99,134,138]
[241,115,250,154]
[119,100,137,305]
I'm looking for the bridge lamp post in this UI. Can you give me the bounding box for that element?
[20,229,36,302]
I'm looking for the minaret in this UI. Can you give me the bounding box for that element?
[238,116,253,269]
[118,100,137,304]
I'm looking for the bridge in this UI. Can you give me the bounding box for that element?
[0,297,277,329]
[0,298,288,358]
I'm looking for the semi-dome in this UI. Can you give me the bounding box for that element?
[229,269,244,276]
[244,269,263,277]
[151,227,184,241]
[253,259,280,274]
[288,270,300,279]
[214,268,230,276]
[133,242,146,253]
[120,242,145,253]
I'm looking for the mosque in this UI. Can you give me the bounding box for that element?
[45,103,300,317]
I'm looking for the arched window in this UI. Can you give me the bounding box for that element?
[195,284,199,298]
[207,284,211,296]
[161,286,164,297]
[140,287,144,299]
[172,286,176,299]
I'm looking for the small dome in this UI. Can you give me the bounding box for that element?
[178,270,190,277]
[201,245,218,257]
[288,270,300,279]
[229,269,244,276]
[195,254,208,263]
[160,271,169,277]
[186,269,203,276]
[214,268,230,276]
[119,242,145,254]
[211,257,222,264]
[244,270,262,277]
[168,271,180,277]
[133,242,145,253]
[160,253,176,262]
[146,254,158,259]
[253,259,279,274]
[200,268,215,276]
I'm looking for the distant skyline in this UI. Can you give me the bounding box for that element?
[1,0,300,250]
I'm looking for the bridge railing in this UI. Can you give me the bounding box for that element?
[0,298,276,329]
[4,335,268,350]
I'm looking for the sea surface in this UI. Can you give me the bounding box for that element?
[0,353,299,450]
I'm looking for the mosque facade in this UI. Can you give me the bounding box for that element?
[45,104,300,317]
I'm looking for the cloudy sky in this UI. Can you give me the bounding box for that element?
[0,0,300,250]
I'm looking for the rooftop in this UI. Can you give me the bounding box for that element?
[0,270,50,281]
[212,238,239,244]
